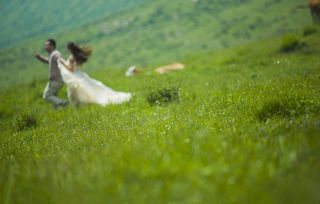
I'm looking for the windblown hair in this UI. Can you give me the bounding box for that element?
[67,42,93,65]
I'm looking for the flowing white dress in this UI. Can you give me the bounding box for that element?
[57,57,131,107]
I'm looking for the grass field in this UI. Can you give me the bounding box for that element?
[1,25,320,203]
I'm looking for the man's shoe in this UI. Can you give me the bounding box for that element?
[52,104,59,110]
[61,101,69,108]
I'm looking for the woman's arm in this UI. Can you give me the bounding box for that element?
[58,56,74,71]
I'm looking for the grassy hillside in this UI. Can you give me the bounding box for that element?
[0,0,147,48]
[0,0,312,87]
[0,26,319,204]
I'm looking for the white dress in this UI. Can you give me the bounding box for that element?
[57,57,131,107]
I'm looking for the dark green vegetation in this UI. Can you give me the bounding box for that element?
[0,0,311,87]
[279,35,305,52]
[146,86,181,106]
[1,25,320,203]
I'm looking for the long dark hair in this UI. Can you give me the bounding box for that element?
[67,42,93,65]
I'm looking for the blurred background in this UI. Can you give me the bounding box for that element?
[0,0,311,86]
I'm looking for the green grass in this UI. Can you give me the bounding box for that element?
[0,26,320,203]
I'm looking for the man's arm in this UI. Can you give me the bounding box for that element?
[35,53,49,64]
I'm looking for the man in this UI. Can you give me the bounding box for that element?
[35,39,68,109]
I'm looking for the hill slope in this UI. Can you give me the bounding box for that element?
[0,26,320,204]
[0,0,147,48]
[0,0,312,87]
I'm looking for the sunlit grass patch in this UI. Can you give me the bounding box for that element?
[0,27,319,204]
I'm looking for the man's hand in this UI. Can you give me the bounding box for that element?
[34,53,49,64]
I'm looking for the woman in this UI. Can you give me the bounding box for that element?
[58,42,131,107]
